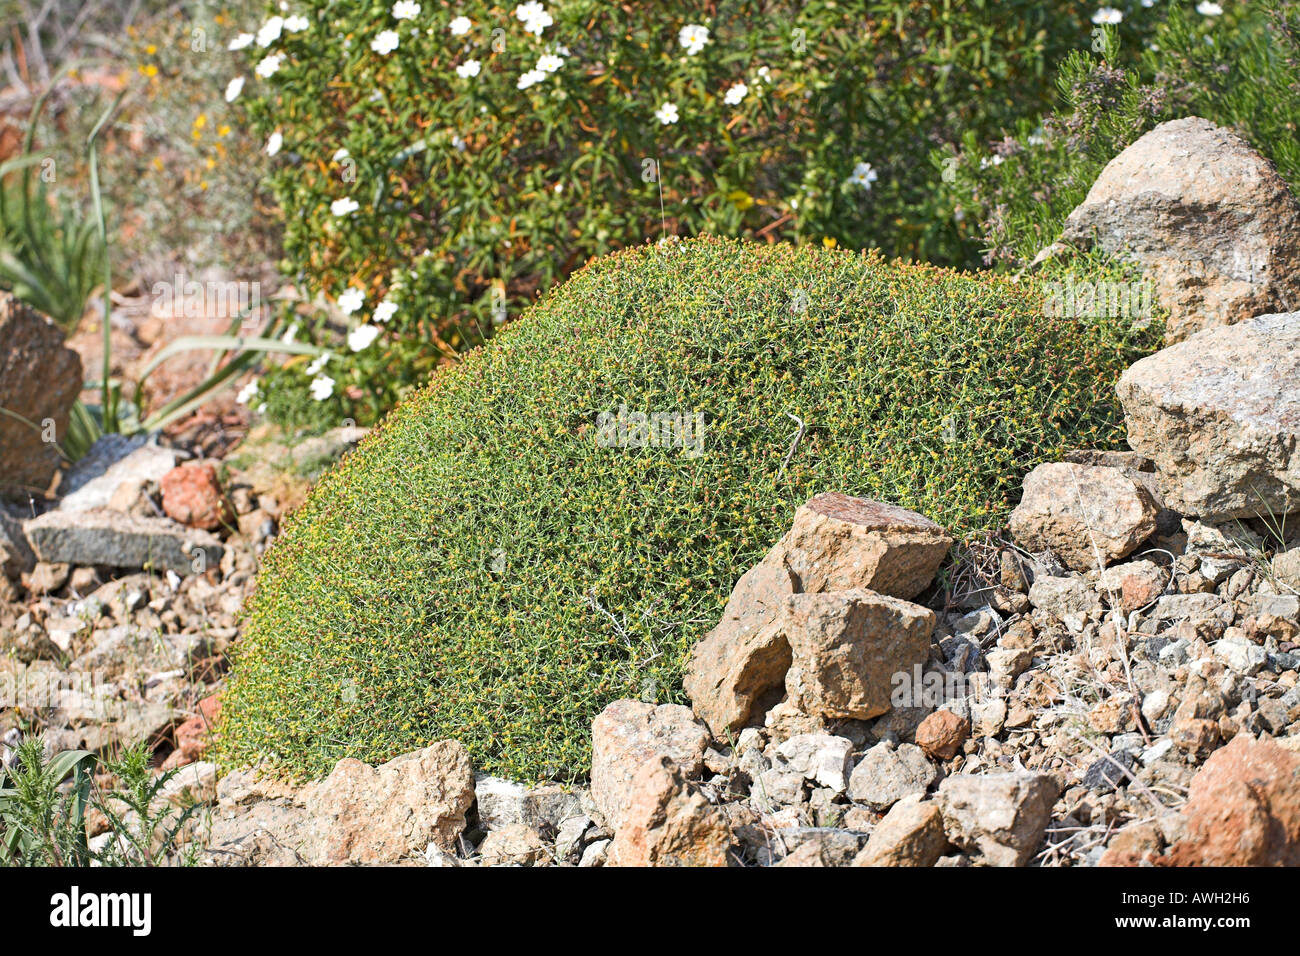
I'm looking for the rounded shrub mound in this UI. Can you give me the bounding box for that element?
[219,237,1155,782]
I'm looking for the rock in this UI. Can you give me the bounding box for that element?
[305,740,475,864]
[915,709,970,761]
[936,772,1062,867]
[1062,117,1300,342]
[607,756,732,867]
[774,733,854,793]
[26,561,69,595]
[164,694,222,767]
[752,767,806,810]
[1009,463,1158,571]
[775,494,953,599]
[590,700,710,831]
[1214,636,1267,676]
[1154,592,1229,624]
[783,589,936,723]
[1274,547,1300,591]
[160,462,232,531]
[473,776,584,835]
[1082,750,1136,793]
[1117,311,1300,521]
[56,435,175,514]
[847,741,937,810]
[853,795,949,867]
[579,839,611,867]
[1098,559,1167,612]
[684,494,950,733]
[1099,820,1166,867]
[23,508,224,574]
[0,511,34,579]
[772,827,868,867]
[1162,734,1300,865]
[477,823,550,866]
[1027,575,1101,622]
[0,294,82,493]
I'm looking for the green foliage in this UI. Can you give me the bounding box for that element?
[231,0,1121,418]
[0,738,204,866]
[219,237,1158,782]
[947,1,1300,267]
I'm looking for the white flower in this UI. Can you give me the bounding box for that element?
[236,380,259,405]
[452,133,467,151]
[847,161,878,190]
[1196,1,1222,14]
[517,68,547,90]
[228,33,254,51]
[754,65,771,84]
[255,54,282,78]
[979,154,1006,169]
[654,101,679,125]
[338,288,365,314]
[373,299,398,323]
[392,1,421,19]
[282,323,299,344]
[306,352,331,375]
[1142,0,1156,7]
[536,53,564,73]
[310,375,335,401]
[332,147,350,161]
[1091,7,1123,24]
[224,76,245,102]
[166,569,182,592]
[265,131,283,156]
[678,24,710,55]
[449,15,472,35]
[457,59,481,78]
[515,2,552,34]
[331,197,360,217]
[723,81,748,106]
[371,29,400,54]
[284,14,309,32]
[348,324,382,351]
[256,16,283,47]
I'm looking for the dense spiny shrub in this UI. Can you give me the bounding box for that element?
[227,0,1117,418]
[218,237,1157,782]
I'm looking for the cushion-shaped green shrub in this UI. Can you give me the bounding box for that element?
[218,238,1156,781]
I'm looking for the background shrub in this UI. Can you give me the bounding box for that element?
[229,0,1122,418]
[948,2,1300,267]
[218,237,1157,782]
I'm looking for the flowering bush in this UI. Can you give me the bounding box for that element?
[218,237,1156,782]
[947,1,1300,267]
[226,0,1112,419]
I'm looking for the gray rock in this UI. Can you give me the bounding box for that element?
[937,771,1062,867]
[473,775,584,835]
[848,741,936,811]
[774,733,854,794]
[56,435,176,513]
[1118,312,1300,520]
[0,510,34,579]
[24,508,224,573]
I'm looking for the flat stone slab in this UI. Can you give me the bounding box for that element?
[24,508,224,574]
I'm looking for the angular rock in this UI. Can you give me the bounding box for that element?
[1118,312,1300,520]
[1098,559,1167,613]
[607,756,732,867]
[305,740,475,864]
[477,823,550,867]
[0,294,82,493]
[853,795,949,867]
[847,741,937,811]
[24,508,224,574]
[1162,734,1300,866]
[160,461,232,531]
[1027,575,1101,622]
[1063,117,1300,342]
[773,733,853,793]
[590,699,709,831]
[685,494,949,733]
[937,772,1062,867]
[915,709,970,761]
[0,510,34,579]
[783,589,935,724]
[473,775,584,836]
[1009,463,1157,571]
[772,827,868,867]
[56,434,176,513]
[1274,547,1300,591]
